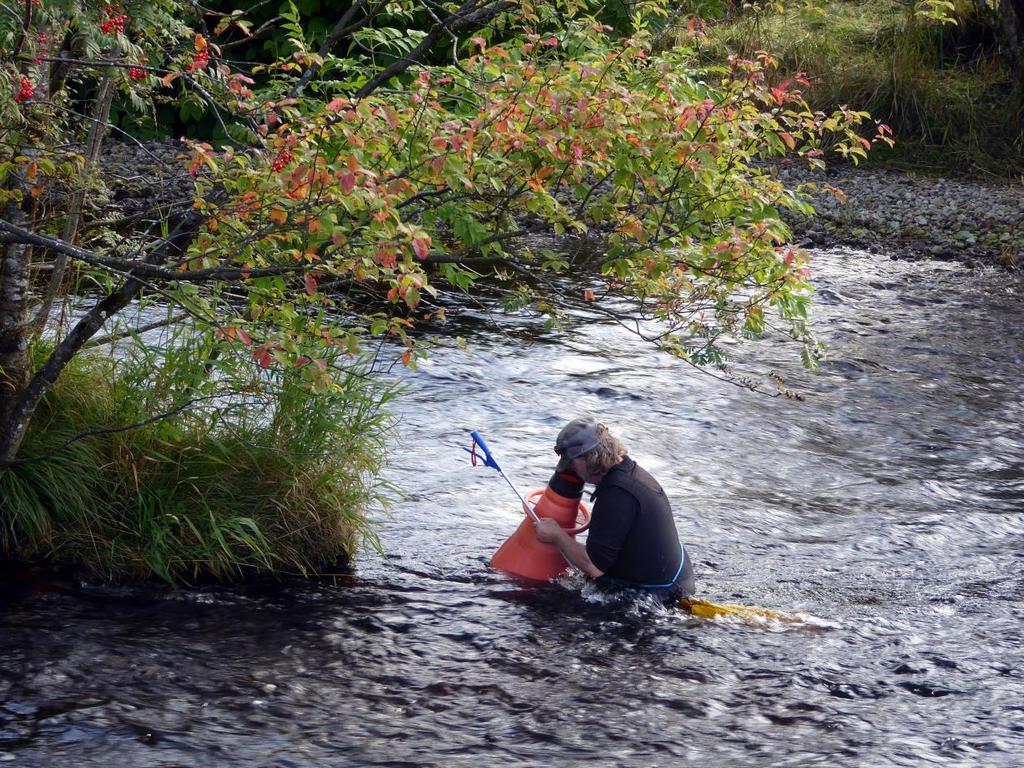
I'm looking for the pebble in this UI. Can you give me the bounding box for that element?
[773,163,1024,267]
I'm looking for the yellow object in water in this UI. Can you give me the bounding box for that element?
[680,596,803,624]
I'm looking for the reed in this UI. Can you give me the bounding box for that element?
[0,336,397,584]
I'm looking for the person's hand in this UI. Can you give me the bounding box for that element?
[533,517,564,545]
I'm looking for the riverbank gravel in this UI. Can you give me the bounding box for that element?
[774,162,1024,268]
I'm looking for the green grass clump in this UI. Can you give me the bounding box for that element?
[691,0,1023,173]
[0,338,397,584]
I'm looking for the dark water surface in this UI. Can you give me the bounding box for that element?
[2,249,1023,767]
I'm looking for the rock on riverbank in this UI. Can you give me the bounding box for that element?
[775,163,1024,267]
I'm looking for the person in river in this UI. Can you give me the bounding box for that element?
[533,416,695,601]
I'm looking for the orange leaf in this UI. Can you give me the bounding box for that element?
[617,218,643,239]
[269,207,287,225]
[304,272,318,296]
[778,131,795,150]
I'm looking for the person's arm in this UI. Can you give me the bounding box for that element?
[533,518,604,579]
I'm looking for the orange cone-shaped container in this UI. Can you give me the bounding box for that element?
[491,472,590,581]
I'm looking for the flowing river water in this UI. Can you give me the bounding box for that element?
[1,248,1022,767]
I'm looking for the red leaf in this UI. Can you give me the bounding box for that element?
[583,289,595,302]
[412,236,431,261]
[339,172,356,194]
[253,347,274,368]
[304,272,318,296]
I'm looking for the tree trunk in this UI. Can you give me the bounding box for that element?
[0,200,32,446]
[0,203,209,469]
[1001,0,1024,74]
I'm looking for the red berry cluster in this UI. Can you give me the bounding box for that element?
[189,50,209,71]
[271,149,294,172]
[129,67,148,80]
[14,76,34,103]
[34,32,49,63]
[100,6,128,35]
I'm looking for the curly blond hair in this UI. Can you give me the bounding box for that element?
[580,423,627,476]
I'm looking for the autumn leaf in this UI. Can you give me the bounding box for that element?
[618,217,644,239]
[412,235,431,260]
[376,245,397,269]
[583,289,595,302]
[304,272,318,296]
[778,131,796,150]
[253,346,274,368]
[269,207,287,225]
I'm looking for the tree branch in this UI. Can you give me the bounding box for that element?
[29,52,119,336]
[355,0,516,99]
[2,392,239,468]
[0,219,309,282]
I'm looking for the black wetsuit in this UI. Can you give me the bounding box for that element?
[585,457,695,599]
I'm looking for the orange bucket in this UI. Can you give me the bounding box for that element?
[491,481,590,582]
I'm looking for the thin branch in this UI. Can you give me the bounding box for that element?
[2,392,236,468]
[355,0,516,99]
[30,54,120,335]
[83,312,190,348]
[0,219,310,282]
[286,0,378,100]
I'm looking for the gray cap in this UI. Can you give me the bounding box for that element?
[554,417,601,471]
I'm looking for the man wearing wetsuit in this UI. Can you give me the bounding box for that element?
[534,417,695,601]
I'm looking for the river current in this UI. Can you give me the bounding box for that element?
[1,248,1022,767]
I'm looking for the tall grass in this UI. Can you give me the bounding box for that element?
[0,331,398,584]
[692,0,1023,172]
